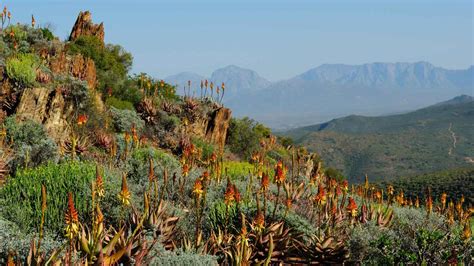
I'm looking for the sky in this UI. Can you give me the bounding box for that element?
[3,0,473,81]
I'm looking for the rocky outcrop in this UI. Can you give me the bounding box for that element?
[15,88,73,141]
[205,107,231,151]
[188,107,231,151]
[69,11,105,42]
[49,51,97,89]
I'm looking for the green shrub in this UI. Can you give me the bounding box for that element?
[325,167,346,181]
[41,28,55,41]
[223,161,253,180]
[110,107,145,133]
[5,53,38,87]
[160,112,181,131]
[126,147,180,184]
[208,200,239,233]
[0,215,62,263]
[348,206,472,264]
[4,116,58,170]
[54,75,89,106]
[192,137,216,162]
[105,96,135,110]
[68,36,134,100]
[0,162,96,233]
[226,117,271,160]
[149,249,218,266]
[277,135,294,147]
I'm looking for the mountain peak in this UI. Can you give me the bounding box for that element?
[210,65,271,94]
[433,94,474,107]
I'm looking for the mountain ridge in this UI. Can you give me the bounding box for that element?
[166,62,473,129]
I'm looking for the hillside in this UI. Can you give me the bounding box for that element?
[379,167,474,206]
[285,96,474,182]
[0,10,472,266]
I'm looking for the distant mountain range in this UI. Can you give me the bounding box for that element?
[165,65,270,100]
[284,95,474,183]
[166,62,473,129]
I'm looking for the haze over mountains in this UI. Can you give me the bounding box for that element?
[166,62,473,129]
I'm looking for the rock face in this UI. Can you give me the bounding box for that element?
[15,88,73,141]
[7,11,103,141]
[205,107,232,151]
[50,51,97,89]
[188,107,232,151]
[69,11,105,42]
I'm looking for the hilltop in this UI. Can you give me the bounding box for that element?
[285,96,474,182]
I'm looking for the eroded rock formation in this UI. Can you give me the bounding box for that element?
[50,51,97,89]
[15,88,73,141]
[188,107,232,151]
[69,11,105,42]
[205,107,231,151]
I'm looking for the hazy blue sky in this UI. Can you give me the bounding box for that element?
[4,0,473,80]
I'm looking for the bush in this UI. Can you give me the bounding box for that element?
[55,75,90,108]
[4,117,58,170]
[0,215,62,263]
[223,161,253,180]
[226,117,272,160]
[277,136,294,148]
[325,167,346,181]
[0,162,96,233]
[110,107,145,133]
[105,96,134,110]
[5,53,38,87]
[160,112,181,131]
[348,206,472,264]
[126,147,180,184]
[68,36,134,100]
[41,28,55,41]
[149,248,218,266]
[192,137,216,162]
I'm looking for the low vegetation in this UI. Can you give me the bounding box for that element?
[0,8,471,265]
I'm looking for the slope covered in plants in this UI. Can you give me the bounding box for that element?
[0,9,472,265]
[285,97,474,182]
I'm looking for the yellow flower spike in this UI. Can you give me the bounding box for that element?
[65,192,79,239]
[440,192,447,209]
[462,221,471,242]
[192,178,204,199]
[274,161,286,185]
[346,197,358,217]
[253,210,265,232]
[182,163,190,177]
[95,166,105,198]
[224,180,235,206]
[387,185,394,196]
[118,174,131,206]
[148,158,155,183]
[314,185,327,206]
[95,204,104,231]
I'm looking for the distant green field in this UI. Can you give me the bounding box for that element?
[285,97,474,182]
